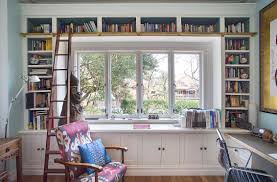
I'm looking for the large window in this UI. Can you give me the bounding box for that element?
[78,51,201,119]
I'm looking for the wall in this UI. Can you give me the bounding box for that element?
[8,0,24,137]
[255,0,277,134]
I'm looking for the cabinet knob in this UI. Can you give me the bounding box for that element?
[41,148,45,151]
[158,147,161,151]
[234,149,238,152]
[37,148,40,151]
[204,147,207,150]
[200,147,203,150]
[162,148,165,151]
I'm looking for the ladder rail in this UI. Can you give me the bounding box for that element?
[43,30,72,182]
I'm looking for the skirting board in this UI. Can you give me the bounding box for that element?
[23,167,225,176]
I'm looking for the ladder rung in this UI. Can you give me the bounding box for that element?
[55,54,69,56]
[50,100,67,103]
[46,150,60,155]
[45,169,65,174]
[48,116,67,119]
[47,132,56,137]
[53,69,67,71]
[52,84,67,87]
[59,40,69,42]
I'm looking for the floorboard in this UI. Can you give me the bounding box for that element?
[23,175,224,182]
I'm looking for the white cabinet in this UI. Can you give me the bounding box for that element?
[121,134,142,166]
[182,134,220,168]
[142,134,179,166]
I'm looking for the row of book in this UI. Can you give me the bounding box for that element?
[225,54,249,64]
[29,39,52,51]
[225,67,249,79]
[182,24,216,32]
[30,24,51,33]
[141,23,176,32]
[225,110,247,128]
[225,39,248,50]
[102,23,135,32]
[26,93,49,109]
[225,95,248,107]
[225,81,249,93]
[225,22,246,33]
[59,21,97,33]
[28,111,47,130]
[181,109,222,128]
[28,79,51,90]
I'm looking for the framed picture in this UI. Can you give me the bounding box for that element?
[260,0,277,113]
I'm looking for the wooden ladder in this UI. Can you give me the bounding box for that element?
[43,30,72,182]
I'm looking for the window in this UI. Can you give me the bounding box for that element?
[79,53,106,117]
[142,53,169,115]
[111,53,137,116]
[174,53,200,114]
[77,51,202,119]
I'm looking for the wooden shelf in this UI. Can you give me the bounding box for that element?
[20,32,257,37]
[27,90,51,93]
[28,107,49,111]
[225,107,248,110]
[28,65,52,68]
[225,78,250,81]
[222,32,256,36]
[225,64,249,67]
[225,93,250,96]
[28,50,52,54]
[225,50,250,53]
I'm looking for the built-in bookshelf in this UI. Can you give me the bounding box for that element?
[25,19,53,130]
[181,17,219,33]
[141,17,176,32]
[57,17,97,33]
[102,17,136,32]
[225,17,249,33]
[27,18,52,33]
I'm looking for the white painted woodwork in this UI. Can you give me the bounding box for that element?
[121,134,141,166]
[161,134,180,166]
[183,134,203,168]
[142,134,162,166]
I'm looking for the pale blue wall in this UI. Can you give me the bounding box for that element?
[7,0,23,137]
[255,0,277,134]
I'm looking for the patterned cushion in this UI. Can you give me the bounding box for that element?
[78,139,112,174]
[56,120,92,179]
[75,162,127,182]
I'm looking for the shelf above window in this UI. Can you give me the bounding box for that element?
[27,18,52,33]
[141,17,177,32]
[57,17,98,33]
[102,17,136,32]
[181,17,220,33]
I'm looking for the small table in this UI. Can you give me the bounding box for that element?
[0,138,22,182]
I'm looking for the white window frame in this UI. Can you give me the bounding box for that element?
[76,49,204,119]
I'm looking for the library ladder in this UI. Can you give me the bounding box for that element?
[43,31,72,182]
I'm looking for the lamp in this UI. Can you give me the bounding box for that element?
[4,75,40,138]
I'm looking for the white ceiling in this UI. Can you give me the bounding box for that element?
[19,0,257,3]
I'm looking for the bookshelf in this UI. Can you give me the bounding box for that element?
[102,17,136,32]
[141,17,177,32]
[181,17,219,33]
[223,17,251,128]
[57,17,97,33]
[25,18,54,130]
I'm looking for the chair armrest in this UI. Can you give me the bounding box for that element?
[227,167,276,180]
[54,158,103,172]
[105,146,128,152]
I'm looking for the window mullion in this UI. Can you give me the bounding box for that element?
[168,51,175,116]
[136,51,143,118]
[105,52,111,118]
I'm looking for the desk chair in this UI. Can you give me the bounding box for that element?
[216,129,276,182]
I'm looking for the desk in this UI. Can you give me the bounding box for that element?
[0,138,22,182]
[227,134,277,176]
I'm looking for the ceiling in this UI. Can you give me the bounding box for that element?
[19,0,257,3]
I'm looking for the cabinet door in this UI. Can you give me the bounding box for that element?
[183,134,203,168]
[142,134,162,166]
[96,133,121,162]
[121,134,141,166]
[203,134,220,167]
[161,134,179,166]
[22,134,43,167]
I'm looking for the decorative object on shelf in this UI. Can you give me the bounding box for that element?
[262,129,274,143]
[2,76,40,138]
[240,57,248,64]
[148,114,159,119]
[260,0,277,113]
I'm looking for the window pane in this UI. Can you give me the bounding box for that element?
[79,53,105,116]
[143,53,169,115]
[111,53,136,116]
[174,54,200,114]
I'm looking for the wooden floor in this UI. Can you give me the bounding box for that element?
[23,176,224,182]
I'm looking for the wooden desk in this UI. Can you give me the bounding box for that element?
[0,138,22,182]
[226,134,277,166]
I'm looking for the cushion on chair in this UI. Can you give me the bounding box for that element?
[78,139,112,174]
[56,120,92,179]
[75,162,127,182]
[228,167,275,182]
